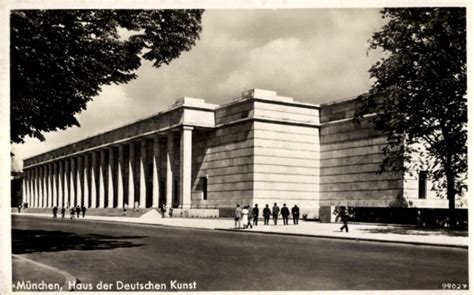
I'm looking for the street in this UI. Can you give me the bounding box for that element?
[12,215,468,291]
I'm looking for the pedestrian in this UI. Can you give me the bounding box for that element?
[123,203,128,216]
[263,204,271,225]
[252,204,259,226]
[337,206,350,232]
[281,203,290,225]
[134,201,139,212]
[234,204,242,229]
[61,207,65,219]
[168,206,173,218]
[70,207,75,220]
[242,206,249,229]
[292,205,300,225]
[247,206,254,229]
[17,203,22,213]
[160,202,166,218]
[75,205,81,218]
[81,205,87,218]
[272,203,280,225]
[52,206,58,218]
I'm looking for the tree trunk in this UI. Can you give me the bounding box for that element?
[446,168,456,229]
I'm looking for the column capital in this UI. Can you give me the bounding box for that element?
[182,126,194,131]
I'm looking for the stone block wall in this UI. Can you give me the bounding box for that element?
[191,99,255,208]
[319,99,405,208]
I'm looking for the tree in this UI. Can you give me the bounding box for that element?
[11,9,204,143]
[358,8,467,225]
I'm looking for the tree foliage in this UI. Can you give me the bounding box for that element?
[11,9,204,143]
[358,8,467,211]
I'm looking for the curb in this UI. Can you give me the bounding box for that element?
[13,213,468,249]
[215,228,469,249]
[12,254,79,291]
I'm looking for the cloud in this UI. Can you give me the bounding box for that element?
[13,9,386,166]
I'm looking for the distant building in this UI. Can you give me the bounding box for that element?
[22,89,457,221]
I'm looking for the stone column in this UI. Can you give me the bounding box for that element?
[36,167,41,207]
[21,172,27,207]
[180,127,193,209]
[90,152,98,208]
[128,142,136,208]
[139,140,147,208]
[28,170,32,207]
[47,164,52,207]
[43,165,49,207]
[83,154,89,208]
[77,156,83,207]
[117,145,125,208]
[40,165,46,207]
[107,147,115,208]
[58,161,63,209]
[64,159,70,208]
[152,135,160,208]
[70,157,76,207]
[34,167,38,207]
[98,149,106,208]
[52,163,57,207]
[166,133,174,207]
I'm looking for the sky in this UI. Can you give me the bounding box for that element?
[11,9,386,170]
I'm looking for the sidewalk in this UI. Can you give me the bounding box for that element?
[13,211,468,248]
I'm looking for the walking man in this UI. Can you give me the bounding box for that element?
[292,205,300,225]
[272,203,280,225]
[337,206,350,232]
[61,207,65,219]
[75,205,81,218]
[281,203,290,225]
[81,205,87,218]
[234,204,242,229]
[52,206,58,218]
[252,204,259,226]
[263,204,271,225]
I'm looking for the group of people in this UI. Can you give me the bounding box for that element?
[234,203,300,229]
[52,205,87,219]
[159,202,174,218]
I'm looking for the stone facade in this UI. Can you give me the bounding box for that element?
[22,89,448,218]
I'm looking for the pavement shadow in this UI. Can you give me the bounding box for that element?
[357,226,467,237]
[12,229,146,254]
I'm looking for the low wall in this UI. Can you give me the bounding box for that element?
[319,206,468,229]
[172,208,219,218]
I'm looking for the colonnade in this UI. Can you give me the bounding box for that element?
[22,128,193,209]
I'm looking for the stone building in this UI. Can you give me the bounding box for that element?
[22,89,447,220]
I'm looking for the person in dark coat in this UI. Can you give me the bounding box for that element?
[18,203,22,213]
[252,204,259,226]
[281,203,290,225]
[70,207,75,219]
[61,207,66,219]
[52,206,58,218]
[272,203,280,225]
[263,204,271,225]
[81,206,87,218]
[75,205,80,218]
[160,202,166,218]
[292,205,300,225]
[337,206,350,232]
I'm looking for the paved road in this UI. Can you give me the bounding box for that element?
[12,215,468,291]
